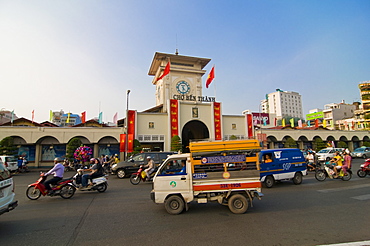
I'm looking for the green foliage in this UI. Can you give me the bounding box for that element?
[284,137,297,148]
[131,139,142,156]
[313,138,326,151]
[171,135,182,152]
[337,141,347,148]
[66,138,82,161]
[229,135,238,140]
[0,137,17,156]
[364,114,370,120]
[362,141,370,147]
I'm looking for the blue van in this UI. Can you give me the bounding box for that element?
[259,149,307,188]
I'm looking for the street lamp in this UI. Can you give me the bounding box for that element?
[125,90,131,160]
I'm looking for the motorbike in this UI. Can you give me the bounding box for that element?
[72,169,108,192]
[26,173,76,200]
[129,165,155,185]
[18,162,29,173]
[357,159,370,178]
[315,162,352,181]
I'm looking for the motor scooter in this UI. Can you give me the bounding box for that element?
[129,165,155,185]
[315,162,352,181]
[357,158,370,178]
[72,169,108,192]
[26,173,76,200]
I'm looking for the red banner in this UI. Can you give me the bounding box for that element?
[120,134,126,152]
[120,133,134,152]
[246,114,253,139]
[213,102,222,140]
[169,99,179,137]
[127,110,136,138]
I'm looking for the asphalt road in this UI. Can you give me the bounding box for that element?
[1,159,370,246]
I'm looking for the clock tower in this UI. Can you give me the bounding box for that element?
[148,52,211,112]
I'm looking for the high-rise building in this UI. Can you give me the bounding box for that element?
[261,89,303,119]
[359,81,370,113]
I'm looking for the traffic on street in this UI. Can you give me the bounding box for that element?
[1,158,370,246]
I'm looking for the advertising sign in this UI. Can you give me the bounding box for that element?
[252,113,270,125]
[306,112,324,120]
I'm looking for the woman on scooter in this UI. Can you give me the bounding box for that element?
[80,158,104,189]
[342,151,352,175]
[332,151,343,178]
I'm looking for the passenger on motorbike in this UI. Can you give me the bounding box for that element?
[332,151,343,177]
[143,156,155,180]
[81,158,104,188]
[44,157,65,194]
[342,151,352,175]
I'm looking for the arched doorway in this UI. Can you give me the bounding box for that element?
[181,120,209,152]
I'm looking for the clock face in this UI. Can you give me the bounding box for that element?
[176,81,190,94]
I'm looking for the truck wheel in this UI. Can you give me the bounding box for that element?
[116,169,126,179]
[264,176,274,188]
[165,195,185,215]
[292,172,303,185]
[228,194,248,214]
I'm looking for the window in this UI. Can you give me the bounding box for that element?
[149,122,154,129]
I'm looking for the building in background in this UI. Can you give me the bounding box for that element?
[51,110,81,127]
[0,109,18,125]
[261,89,303,120]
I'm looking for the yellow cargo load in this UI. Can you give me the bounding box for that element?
[189,139,261,153]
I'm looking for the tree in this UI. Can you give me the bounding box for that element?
[229,135,238,140]
[171,135,182,152]
[0,137,17,156]
[66,138,82,161]
[284,137,297,148]
[313,138,326,151]
[337,141,347,148]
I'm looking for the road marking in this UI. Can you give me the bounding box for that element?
[319,240,370,245]
[351,194,370,201]
[317,184,370,193]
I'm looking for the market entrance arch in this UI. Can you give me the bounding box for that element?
[181,120,209,152]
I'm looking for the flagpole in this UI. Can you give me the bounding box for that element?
[213,65,216,99]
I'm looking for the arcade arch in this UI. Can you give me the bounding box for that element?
[181,120,210,152]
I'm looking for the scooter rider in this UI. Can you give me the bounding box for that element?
[44,157,65,194]
[332,151,343,178]
[81,158,104,188]
[144,156,155,180]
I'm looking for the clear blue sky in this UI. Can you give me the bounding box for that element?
[1,0,369,122]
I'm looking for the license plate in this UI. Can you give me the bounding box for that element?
[0,190,4,198]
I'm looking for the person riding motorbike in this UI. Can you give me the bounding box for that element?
[332,151,343,178]
[80,158,104,189]
[143,156,155,181]
[44,157,65,194]
[306,151,316,171]
[342,151,352,175]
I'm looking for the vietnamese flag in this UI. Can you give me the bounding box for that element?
[156,62,170,81]
[206,66,215,88]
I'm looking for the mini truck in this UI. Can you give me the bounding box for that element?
[150,139,263,215]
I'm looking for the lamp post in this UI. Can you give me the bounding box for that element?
[125,90,131,161]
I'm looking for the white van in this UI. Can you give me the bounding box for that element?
[316,148,344,162]
[0,159,18,215]
[0,156,18,172]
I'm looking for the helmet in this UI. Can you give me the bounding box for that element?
[90,158,96,163]
[54,157,62,162]
[147,156,151,159]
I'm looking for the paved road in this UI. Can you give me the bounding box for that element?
[1,159,370,246]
